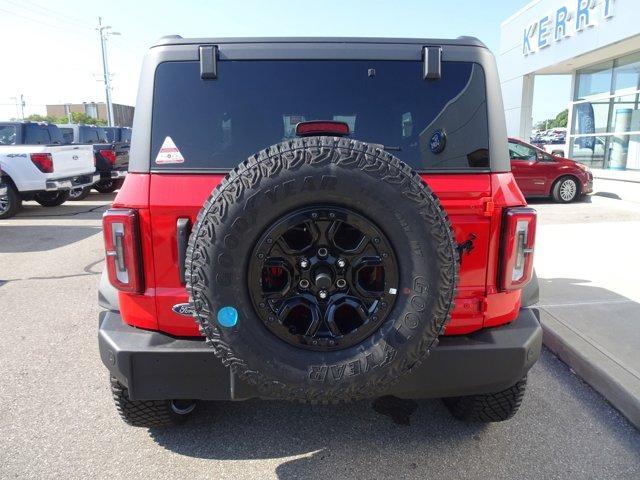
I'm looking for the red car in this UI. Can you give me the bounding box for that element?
[508,137,593,203]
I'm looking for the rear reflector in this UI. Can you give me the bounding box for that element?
[99,149,117,165]
[30,153,53,173]
[499,207,537,291]
[103,208,143,293]
[296,121,350,137]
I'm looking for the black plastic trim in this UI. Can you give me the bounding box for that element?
[199,45,218,79]
[176,217,191,285]
[98,308,542,401]
[423,46,442,80]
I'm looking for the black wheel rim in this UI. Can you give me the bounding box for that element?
[248,206,398,351]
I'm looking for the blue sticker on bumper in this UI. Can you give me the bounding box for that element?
[217,306,238,328]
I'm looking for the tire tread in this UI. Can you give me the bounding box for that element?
[443,376,528,422]
[185,137,460,403]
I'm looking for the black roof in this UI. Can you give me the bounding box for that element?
[152,36,487,49]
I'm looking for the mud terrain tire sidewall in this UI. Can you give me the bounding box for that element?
[186,137,458,402]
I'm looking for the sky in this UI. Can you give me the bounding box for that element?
[0,0,569,124]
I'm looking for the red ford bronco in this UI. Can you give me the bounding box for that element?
[98,36,541,427]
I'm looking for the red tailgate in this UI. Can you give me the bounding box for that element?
[145,173,499,337]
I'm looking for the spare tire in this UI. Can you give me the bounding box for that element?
[186,136,458,402]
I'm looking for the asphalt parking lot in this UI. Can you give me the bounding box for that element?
[1,193,640,479]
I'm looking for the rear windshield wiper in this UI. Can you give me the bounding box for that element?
[371,143,402,152]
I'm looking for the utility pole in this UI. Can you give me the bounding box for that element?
[20,94,25,120]
[96,17,120,126]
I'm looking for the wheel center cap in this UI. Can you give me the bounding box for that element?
[314,271,333,290]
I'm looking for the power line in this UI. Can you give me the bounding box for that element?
[0,5,92,38]
[19,0,89,27]
[1,0,89,29]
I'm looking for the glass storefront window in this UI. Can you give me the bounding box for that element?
[572,101,610,134]
[613,52,640,94]
[575,60,613,100]
[570,135,607,168]
[569,52,640,170]
[609,94,640,133]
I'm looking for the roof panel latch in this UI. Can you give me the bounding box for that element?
[423,46,442,80]
[199,45,218,80]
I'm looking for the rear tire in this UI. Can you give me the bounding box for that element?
[443,376,527,422]
[68,186,91,201]
[94,178,124,193]
[34,191,69,207]
[551,176,579,203]
[0,181,22,219]
[110,376,196,428]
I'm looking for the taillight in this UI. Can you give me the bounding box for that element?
[103,208,143,293]
[30,153,53,173]
[499,207,536,291]
[99,149,117,165]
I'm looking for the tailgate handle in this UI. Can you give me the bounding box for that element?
[176,218,191,285]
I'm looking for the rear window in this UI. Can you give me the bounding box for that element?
[103,127,118,142]
[151,60,490,171]
[80,127,102,144]
[59,128,74,144]
[0,125,16,145]
[120,128,131,143]
[24,124,54,144]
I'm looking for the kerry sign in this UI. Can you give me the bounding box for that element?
[523,0,615,56]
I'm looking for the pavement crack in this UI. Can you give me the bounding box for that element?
[0,258,104,285]
[18,204,110,218]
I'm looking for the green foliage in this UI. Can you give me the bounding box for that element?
[535,109,568,130]
[23,112,107,126]
[24,114,58,123]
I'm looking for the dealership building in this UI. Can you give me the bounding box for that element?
[499,0,640,170]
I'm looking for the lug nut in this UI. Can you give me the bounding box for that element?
[300,258,309,269]
[337,258,346,268]
[299,279,310,289]
[336,278,347,289]
[317,247,328,258]
[318,290,328,300]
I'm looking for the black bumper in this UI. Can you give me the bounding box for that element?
[99,308,542,401]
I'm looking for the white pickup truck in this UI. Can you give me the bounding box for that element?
[0,122,99,218]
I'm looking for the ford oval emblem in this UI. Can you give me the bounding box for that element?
[429,130,446,154]
[172,303,195,316]
[72,155,79,160]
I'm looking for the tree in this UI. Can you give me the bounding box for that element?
[534,109,568,130]
[20,112,107,126]
[24,114,58,123]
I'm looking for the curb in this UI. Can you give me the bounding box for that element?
[592,176,640,185]
[539,309,640,429]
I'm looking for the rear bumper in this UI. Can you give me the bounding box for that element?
[110,170,127,179]
[99,308,542,401]
[45,173,100,191]
[98,169,127,182]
